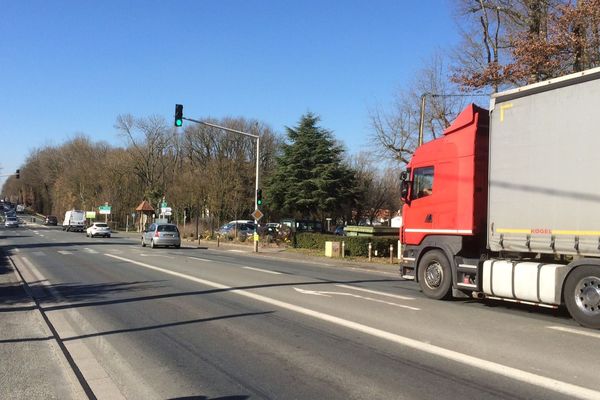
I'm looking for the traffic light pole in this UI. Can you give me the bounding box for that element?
[182,117,261,253]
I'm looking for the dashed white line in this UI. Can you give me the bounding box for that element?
[57,250,73,255]
[242,266,282,275]
[188,256,212,262]
[335,284,415,300]
[104,253,600,400]
[548,326,600,339]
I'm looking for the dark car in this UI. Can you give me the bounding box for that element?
[44,215,58,226]
[142,223,181,248]
[334,225,346,236]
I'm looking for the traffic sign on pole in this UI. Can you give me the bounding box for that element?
[251,209,264,221]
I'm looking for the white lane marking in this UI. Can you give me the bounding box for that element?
[548,326,600,339]
[227,249,245,253]
[32,251,46,257]
[243,266,283,275]
[188,256,212,262]
[139,253,174,259]
[13,248,20,253]
[294,288,420,311]
[335,284,415,300]
[83,248,98,254]
[57,250,73,255]
[104,253,600,400]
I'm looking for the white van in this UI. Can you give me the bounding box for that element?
[63,210,86,232]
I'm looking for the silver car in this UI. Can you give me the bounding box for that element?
[4,216,19,228]
[142,223,181,248]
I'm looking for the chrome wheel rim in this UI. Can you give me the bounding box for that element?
[425,262,443,289]
[574,276,600,316]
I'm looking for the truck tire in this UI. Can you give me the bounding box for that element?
[564,265,600,329]
[418,249,452,300]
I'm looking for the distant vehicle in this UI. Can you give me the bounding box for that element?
[142,223,181,248]
[86,222,111,238]
[334,225,346,236]
[280,219,323,233]
[218,221,255,239]
[4,216,19,228]
[62,210,85,232]
[16,204,25,213]
[44,215,58,226]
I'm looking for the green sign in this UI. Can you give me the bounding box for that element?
[161,201,167,208]
[99,205,111,215]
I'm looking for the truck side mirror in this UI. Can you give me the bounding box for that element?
[400,170,411,203]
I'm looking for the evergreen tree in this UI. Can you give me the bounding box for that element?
[267,113,357,220]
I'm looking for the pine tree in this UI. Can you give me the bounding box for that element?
[267,113,356,220]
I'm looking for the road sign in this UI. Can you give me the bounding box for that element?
[161,201,168,208]
[99,205,111,215]
[251,209,264,221]
[86,211,96,219]
[161,207,172,214]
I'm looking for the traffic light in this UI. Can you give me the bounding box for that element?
[15,169,20,179]
[175,104,183,127]
[256,188,263,206]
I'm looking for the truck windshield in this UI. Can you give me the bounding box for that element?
[411,166,434,199]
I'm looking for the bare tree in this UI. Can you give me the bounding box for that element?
[369,54,468,166]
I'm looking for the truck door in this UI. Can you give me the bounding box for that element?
[403,166,435,245]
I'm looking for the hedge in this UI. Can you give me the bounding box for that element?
[293,233,399,257]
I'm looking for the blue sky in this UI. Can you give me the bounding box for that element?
[0,0,459,186]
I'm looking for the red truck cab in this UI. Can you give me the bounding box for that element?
[400,104,489,298]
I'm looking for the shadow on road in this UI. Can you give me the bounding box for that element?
[42,277,402,313]
[62,311,273,342]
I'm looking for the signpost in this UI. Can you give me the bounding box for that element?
[99,204,111,223]
[99,205,111,214]
[251,209,264,221]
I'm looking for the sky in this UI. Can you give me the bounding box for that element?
[0,0,460,187]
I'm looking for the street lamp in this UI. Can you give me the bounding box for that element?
[418,92,489,146]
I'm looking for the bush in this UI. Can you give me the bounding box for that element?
[294,233,398,257]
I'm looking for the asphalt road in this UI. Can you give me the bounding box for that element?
[2,222,600,400]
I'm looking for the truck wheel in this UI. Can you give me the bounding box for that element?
[418,249,452,300]
[564,266,600,329]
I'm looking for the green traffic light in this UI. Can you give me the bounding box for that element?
[175,119,182,127]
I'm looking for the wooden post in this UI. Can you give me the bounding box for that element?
[368,242,372,262]
[341,241,345,258]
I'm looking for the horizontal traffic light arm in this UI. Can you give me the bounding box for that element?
[182,117,259,139]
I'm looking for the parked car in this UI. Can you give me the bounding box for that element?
[44,215,58,226]
[217,222,255,240]
[142,223,181,248]
[4,216,19,228]
[86,222,111,238]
